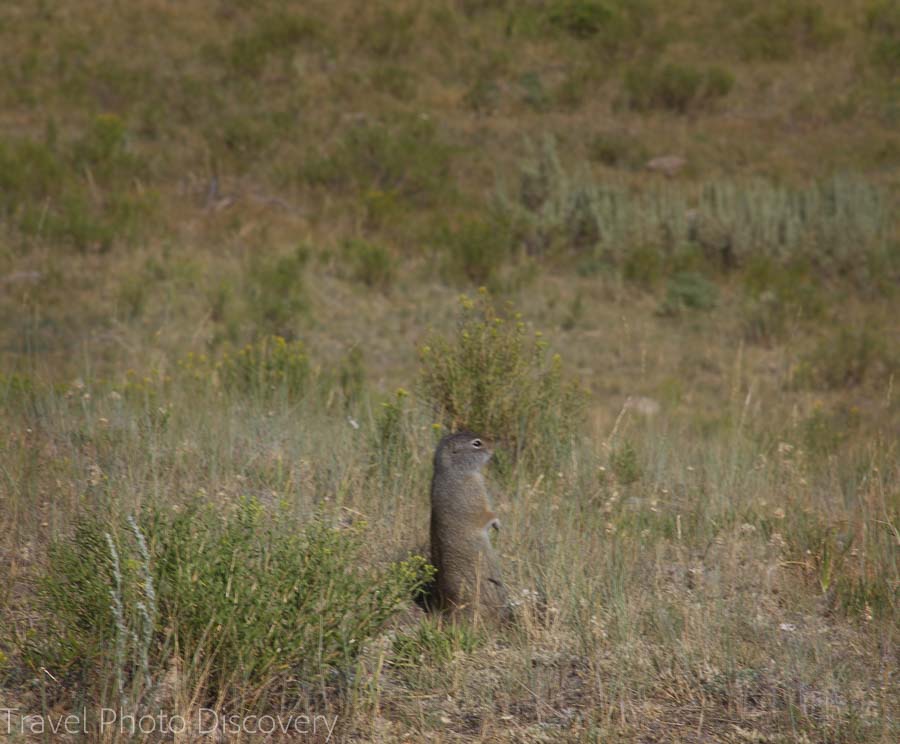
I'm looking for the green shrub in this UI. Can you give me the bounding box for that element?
[801,404,860,454]
[0,118,153,252]
[72,113,139,182]
[303,115,453,207]
[737,1,841,61]
[545,0,653,56]
[370,64,418,101]
[740,257,824,344]
[26,499,429,706]
[218,114,273,159]
[437,215,512,285]
[623,63,734,113]
[500,136,603,256]
[217,335,311,398]
[0,138,63,214]
[705,65,736,99]
[344,238,395,290]
[23,520,117,690]
[658,272,719,316]
[622,244,664,287]
[245,246,309,335]
[610,441,641,484]
[501,162,893,279]
[865,0,900,75]
[177,334,328,401]
[372,388,415,476]
[463,73,502,114]
[336,346,366,408]
[228,12,325,76]
[117,272,149,319]
[392,617,485,669]
[548,0,617,39]
[0,372,39,410]
[554,67,595,110]
[39,193,118,252]
[419,291,585,469]
[360,6,418,58]
[782,505,897,618]
[798,327,895,389]
[518,71,550,111]
[588,130,648,168]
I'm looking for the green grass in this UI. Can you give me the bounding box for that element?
[2,288,896,739]
[1,0,898,740]
[24,496,428,717]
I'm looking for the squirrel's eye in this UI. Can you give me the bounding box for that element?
[472,439,482,448]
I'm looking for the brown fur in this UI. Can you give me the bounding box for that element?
[428,431,511,623]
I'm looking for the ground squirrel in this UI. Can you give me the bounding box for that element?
[428,431,511,622]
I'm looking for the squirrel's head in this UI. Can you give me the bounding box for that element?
[434,430,492,474]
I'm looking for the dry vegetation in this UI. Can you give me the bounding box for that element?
[1,0,898,741]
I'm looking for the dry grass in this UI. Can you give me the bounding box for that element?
[1,0,898,741]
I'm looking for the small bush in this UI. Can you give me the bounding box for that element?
[360,7,417,58]
[500,166,893,279]
[178,337,310,399]
[500,136,604,256]
[0,372,38,410]
[27,499,429,706]
[554,67,595,110]
[548,0,617,39]
[0,119,153,252]
[545,0,653,56]
[217,335,311,399]
[392,618,485,669]
[463,73,502,114]
[588,130,648,168]
[303,116,453,207]
[0,138,63,214]
[740,257,824,343]
[798,327,895,389]
[336,346,366,408]
[227,12,325,76]
[801,404,860,454]
[623,63,734,113]
[782,506,897,618]
[610,440,641,484]
[245,246,309,335]
[72,113,140,183]
[437,215,512,285]
[622,244,664,287]
[370,64,418,101]
[518,71,550,111]
[372,388,415,476]
[419,291,585,469]
[737,1,841,61]
[658,272,719,316]
[865,1,900,75]
[344,238,395,290]
[117,272,149,319]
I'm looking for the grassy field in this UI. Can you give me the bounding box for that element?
[1,1,898,741]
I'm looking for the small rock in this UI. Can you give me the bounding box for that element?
[646,155,686,176]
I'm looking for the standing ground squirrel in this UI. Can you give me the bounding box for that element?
[429,431,511,623]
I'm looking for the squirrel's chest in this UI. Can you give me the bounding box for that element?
[433,472,489,509]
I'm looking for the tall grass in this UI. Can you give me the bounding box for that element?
[501,137,896,279]
[2,290,896,739]
[1,0,898,739]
